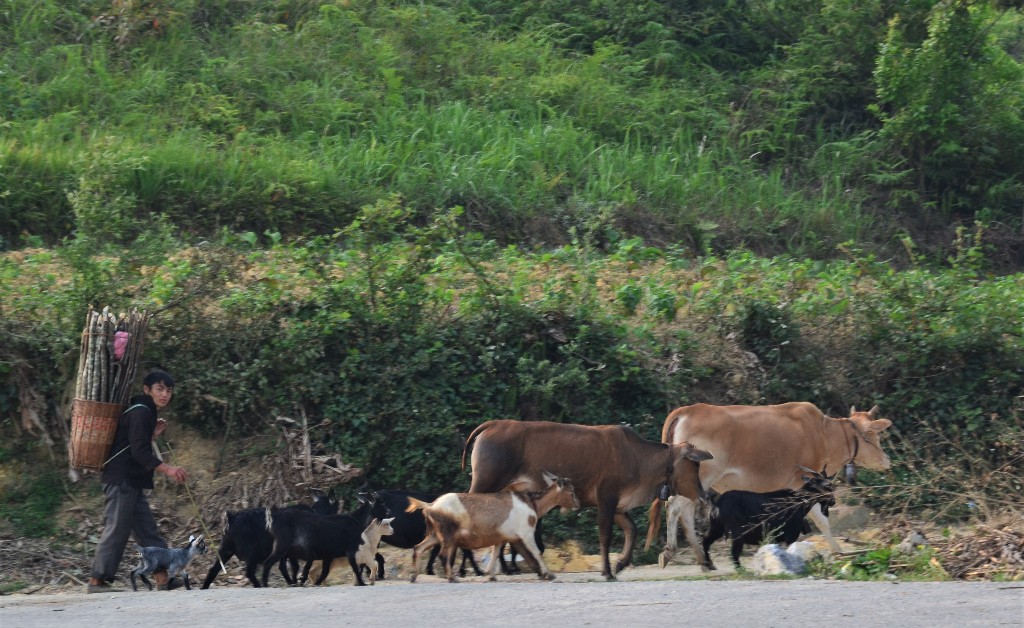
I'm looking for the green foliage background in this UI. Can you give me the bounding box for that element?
[1,0,1022,537]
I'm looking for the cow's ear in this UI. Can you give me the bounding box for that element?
[684,445,713,462]
[869,418,892,431]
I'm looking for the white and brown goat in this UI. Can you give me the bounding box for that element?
[354,517,394,584]
[406,476,578,582]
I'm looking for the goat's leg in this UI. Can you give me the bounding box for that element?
[613,511,637,574]
[200,541,235,589]
[410,535,439,583]
[701,520,723,570]
[261,548,287,587]
[731,539,744,568]
[312,558,333,586]
[517,534,554,580]
[138,571,153,591]
[345,552,366,586]
[375,552,385,580]
[182,571,191,590]
[464,549,484,576]
[442,542,459,582]
[485,545,502,581]
[426,545,439,575]
[130,565,141,592]
[277,557,294,585]
[498,542,518,574]
[244,560,261,588]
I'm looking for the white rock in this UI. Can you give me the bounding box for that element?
[751,543,810,576]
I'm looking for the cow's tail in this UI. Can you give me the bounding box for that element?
[661,409,682,444]
[405,497,431,513]
[644,410,682,551]
[461,421,492,470]
[644,499,663,551]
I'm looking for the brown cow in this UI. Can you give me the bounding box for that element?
[644,403,893,569]
[463,419,713,580]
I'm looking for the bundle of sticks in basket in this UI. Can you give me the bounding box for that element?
[74,306,152,404]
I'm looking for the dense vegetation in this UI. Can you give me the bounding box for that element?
[1,0,1021,536]
[2,0,1023,262]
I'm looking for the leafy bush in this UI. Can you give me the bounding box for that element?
[0,468,64,537]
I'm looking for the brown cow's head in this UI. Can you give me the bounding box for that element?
[669,443,714,500]
[848,405,894,472]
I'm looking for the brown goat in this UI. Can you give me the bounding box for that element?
[406,477,579,582]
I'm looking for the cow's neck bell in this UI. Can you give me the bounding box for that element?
[843,461,857,485]
[658,482,671,501]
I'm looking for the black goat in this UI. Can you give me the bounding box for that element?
[200,489,340,589]
[373,490,484,578]
[262,507,371,586]
[701,466,836,570]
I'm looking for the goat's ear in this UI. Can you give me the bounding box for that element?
[188,534,195,543]
[382,517,394,525]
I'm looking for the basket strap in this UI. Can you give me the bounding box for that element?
[101,404,154,468]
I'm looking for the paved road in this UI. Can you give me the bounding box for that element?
[2,578,1021,627]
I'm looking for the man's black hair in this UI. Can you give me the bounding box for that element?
[143,369,174,389]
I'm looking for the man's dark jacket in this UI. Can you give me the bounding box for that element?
[100,394,162,489]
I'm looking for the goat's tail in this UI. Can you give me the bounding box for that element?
[461,421,492,470]
[405,497,430,513]
[264,507,273,532]
[644,499,663,551]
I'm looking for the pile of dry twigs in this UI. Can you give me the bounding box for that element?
[937,524,1024,581]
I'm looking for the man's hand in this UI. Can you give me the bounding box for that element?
[154,418,167,438]
[157,463,188,484]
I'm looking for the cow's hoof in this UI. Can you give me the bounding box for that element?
[410,575,418,583]
[604,573,617,582]
[488,576,497,582]
[540,573,555,581]
[658,551,672,568]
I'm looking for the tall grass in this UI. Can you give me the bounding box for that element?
[1,0,877,251]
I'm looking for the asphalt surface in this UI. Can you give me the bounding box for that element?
[2,576,1021,627]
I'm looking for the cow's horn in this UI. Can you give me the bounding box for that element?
[868,405,879,418]
[797,465,819,476]
[850,405,857,415]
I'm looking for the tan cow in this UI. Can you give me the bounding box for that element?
[644,402,893,569]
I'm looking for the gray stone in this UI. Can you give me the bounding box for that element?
[827,504,871,533]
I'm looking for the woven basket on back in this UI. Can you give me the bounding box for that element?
[69,398,126,471]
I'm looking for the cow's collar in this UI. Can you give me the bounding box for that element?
[841,419,862,484]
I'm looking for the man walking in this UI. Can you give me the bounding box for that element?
[87,369,189,593]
